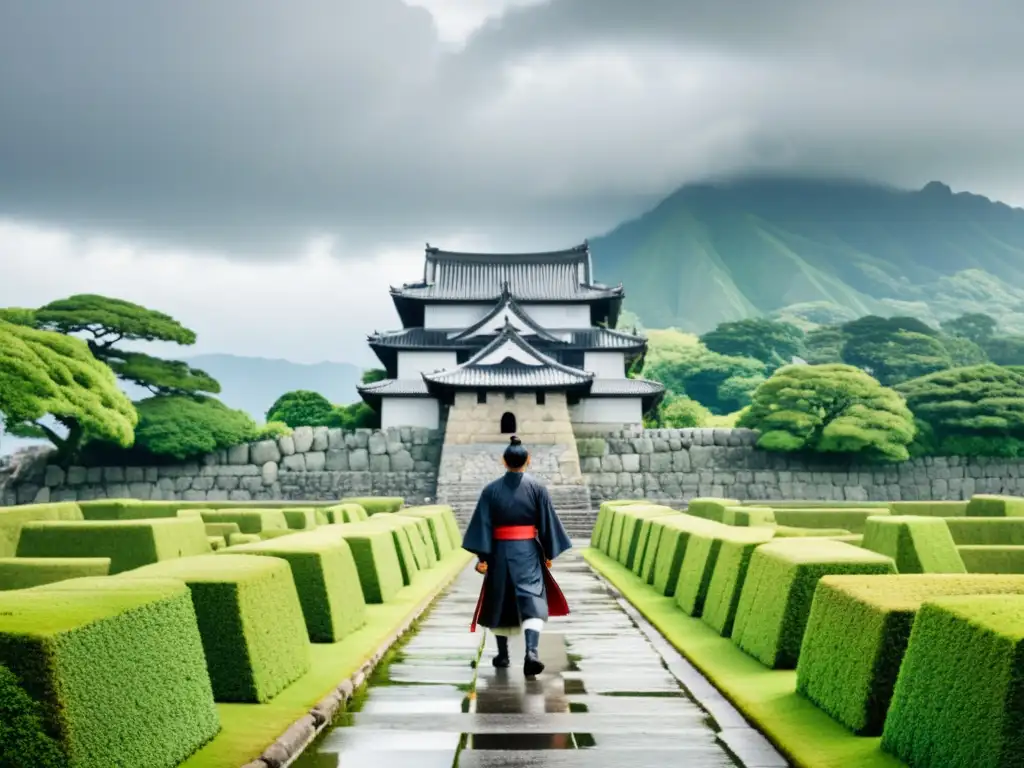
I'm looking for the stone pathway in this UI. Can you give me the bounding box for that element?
[295,546,789,768]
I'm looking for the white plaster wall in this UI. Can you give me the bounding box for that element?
[520,304,591,327]
[569,397,642,424]
[423,304,490,328]
[397,350,458,377]
[381,398,440,429]
[584,351,626,378]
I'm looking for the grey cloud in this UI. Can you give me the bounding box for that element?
[0,0,1023,258]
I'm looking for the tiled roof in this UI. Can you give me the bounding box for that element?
[589,378,665,397]
[449,287,563,343]
[356,378,431,396]
[422,323,593,390]
[392,243,623,301]
[368,326,645,351]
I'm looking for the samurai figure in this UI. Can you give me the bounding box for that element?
[463,435,572,677]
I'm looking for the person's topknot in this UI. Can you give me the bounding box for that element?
[509,435,521,446]
[503,434,528,468]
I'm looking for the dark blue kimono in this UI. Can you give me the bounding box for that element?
[463,472,572,630]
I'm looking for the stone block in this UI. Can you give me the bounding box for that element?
[278,435,296,456]
[672,451,691,472]
[349,449,370,471]
[292,426,314,453]
[621,454,640,473]
[325,450,349,471]
[649,453,673,472]
[601,454,623,473]
[369,454,391,472]
[215,475,239,491]
[311,426,329,451]
[391,450,415,471]
[368,432,388,455]
[43,465,65,487]
[282,454,306,472]
[250,440,281,465]
[225,443,249,465]
[103,466,125,482]
[305,451,327,472]
[327,428,344,449]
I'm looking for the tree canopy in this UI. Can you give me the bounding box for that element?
[265,390,336,427]
[982,335,1024,366]
[34,294,218,397]
[655,395,710,428]
[329,402,380,430]
[131,395,258,460]
[699,318,805,370]
[738,363,916,462]
[896,364,1024,457]
[0,321,137,459]
[940,312,998,343]
[361,368,388,385]
[839,316,952,385]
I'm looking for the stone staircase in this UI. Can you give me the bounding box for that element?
[435,443,596,538]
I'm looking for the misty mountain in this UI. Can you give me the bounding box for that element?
[590,177,1024,333]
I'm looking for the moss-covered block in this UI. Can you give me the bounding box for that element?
[127,554,310,703]
[945,517,1024,545]
[591,500,643,549]
[625,506,679,572]
[0,557,111,591]
[651,515,727,597]
[1,578,219,767]
[861,516,966,574]
[731,539,896,669]
[723,506,776,527]
[339,497,403,515]
[393,514,438,568]
[362,517,420,585]
[640,515,681,584]
[771,508,889,534]
[959,545,1024,573]
[797,574,1024,736]
[207,535,226,551]
[0,502,83,558]
[677,527,774,618]
[399,507,457,559]
[197,509,289,534]
[575,437,607,458]
[687,498,741,523]
[882,595,1024,768]
[966,494,1024,517]
[16,518,211,574]
[324,503,368,524]
[702,536,772,637]
[888,501,968,517]
[408,505,461,551]
[281,507,319,530]
[773,526,854,538]
[205,522,241,539]
[316,524,405,603]
[220,533,367,643]
[227,533,261,546]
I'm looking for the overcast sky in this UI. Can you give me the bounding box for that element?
[2,0,1023,365]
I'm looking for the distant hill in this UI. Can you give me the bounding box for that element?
[591,177,1024,333]
[0,354,363,457]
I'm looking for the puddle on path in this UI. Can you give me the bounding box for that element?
[294,546,788,768]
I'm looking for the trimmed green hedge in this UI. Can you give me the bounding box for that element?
[639,515,682,585]
[619,505,677,570]
[702,536,771,637]
[687,498,741,523]
[676,527,774,618]
[861,516,966,574]
[965,494,1024,517]
[78,499,343,521]
[205,522,241,538]
[227,533,261,546]
[746,500,891,509]
[400,506,459,559]
[888,500,968,517]
[281,507,319,530]
[723,506,775,527]
[220,533,367,643]
[2,577,219,767]
[324,503,368,524]
[882,595,1024,768]
[0,662,64,767]
[207,536,226,551]
[198,509,288,534]
[731,539,896,668]
[0,557,111,591]
[771,508,889,534]
[651,515,728,597]
[958,545,1024,573]
[773,526,854,537]
[594,500,646,553]
[316,524,405,603]
[797,574,1024,736]
[340,497,403,515]
[0,502,83,558]
[392,514,439,568]
[944,517,1024,545]
[128,554,310,703]
[16,518,210,574]
[368,515,430,579]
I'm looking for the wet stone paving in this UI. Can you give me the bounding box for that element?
[295,545,789,768]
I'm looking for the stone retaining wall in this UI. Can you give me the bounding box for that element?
[1,426,443,506]
[578,427,1024,503]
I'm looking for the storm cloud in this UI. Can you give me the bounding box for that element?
[1,0,1023,258]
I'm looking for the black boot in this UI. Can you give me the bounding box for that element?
[524,629,544,677]
[493,635,510,668]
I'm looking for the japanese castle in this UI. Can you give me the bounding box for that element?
[358,243,664,437]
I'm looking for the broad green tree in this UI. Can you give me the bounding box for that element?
[940,313,998,344]
[982,335,1024,366]
[33,294,219,397]
[361,368,388,385]
[840,316,952,385]
[897,365,1024,457]
[700,318,805,370]
[0,321,136,460]
[739,363,916,462]
[803,326,846,364]
[656,395,711,428]
[265,390,336,427]
[329,402,380,430]
[131,395,257,460]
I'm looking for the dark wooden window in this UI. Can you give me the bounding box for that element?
[536,392,546,405]
[477,391,487,404]
[500,412,517,433]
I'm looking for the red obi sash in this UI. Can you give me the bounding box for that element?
[470,525,570,632]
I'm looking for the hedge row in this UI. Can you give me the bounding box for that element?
[959,545,1024,573]
[0,557,111,591]
[1,577,219,767]
[860,516,966,574]
[797,574,1024,736]
[0,502,83,558]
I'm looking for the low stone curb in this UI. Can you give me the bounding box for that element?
[239,558,470,768]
